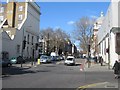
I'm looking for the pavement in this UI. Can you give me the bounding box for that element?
[84,62,113,72]
[78,62,119,89]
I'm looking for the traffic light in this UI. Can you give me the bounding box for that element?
[88,44,90,52]
[23,40,26,49]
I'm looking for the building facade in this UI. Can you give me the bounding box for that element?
[97,0,120,67]
[91,12,104,58]
[0,1,40,60]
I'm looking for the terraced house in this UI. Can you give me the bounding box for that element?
[0,1,40,60]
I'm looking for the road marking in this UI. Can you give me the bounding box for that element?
[77,82,108,89]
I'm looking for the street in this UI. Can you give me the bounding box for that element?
[2,58,119,89]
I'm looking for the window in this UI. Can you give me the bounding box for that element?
[18,14,23,20]
[0,7,4,13]
[18,24,20,27]
[17,45,20,54]
[116,33,120,53]
[27,34,29,44]
[27,47,29,57]
[24,36,26,40]
[0,16,4,21]
[19,6,23,11]
[32,36,34,45]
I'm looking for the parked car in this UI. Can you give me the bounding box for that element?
[10,56,25,64]
[40,55,51,63]
[50,56,57,61]
[56,56,60,61]
[59,56,64,60]
[64,56,75,66]
[0,59,12,67]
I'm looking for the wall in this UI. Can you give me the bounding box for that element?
[2,31,13,59]
[110,32,118,66]
[0,32,2,59]
[98,1,120,67]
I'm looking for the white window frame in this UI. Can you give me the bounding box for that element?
[18,14,23,20]
[0,7,4,13]
[18,6,23,11]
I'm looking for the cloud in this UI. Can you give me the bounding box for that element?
[67,21,75,25]
[54,26,61,29]
[90,15,98,19]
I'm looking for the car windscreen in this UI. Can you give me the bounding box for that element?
[67,58,73,60]
[41,56,48,59]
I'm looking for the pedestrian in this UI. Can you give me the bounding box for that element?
[100,57,103,66]
[118,59,120,78]
[94,56,98,64]
[98,56,101,63]
[99,56,103,66]
[113,60,120,79]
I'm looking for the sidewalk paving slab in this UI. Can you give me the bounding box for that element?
[84,63,113,72]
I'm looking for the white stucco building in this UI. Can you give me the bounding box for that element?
[0,1,40,60]
[98,0,120,67]
[91,12,104,58]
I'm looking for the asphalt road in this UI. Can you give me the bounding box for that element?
[2,58,119,89]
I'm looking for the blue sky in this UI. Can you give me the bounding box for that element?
[37,2,110,47]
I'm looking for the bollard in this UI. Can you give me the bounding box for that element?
[37,58,40,65]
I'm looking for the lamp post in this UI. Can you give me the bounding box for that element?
[47,33,50,55]
[87,24,93,68]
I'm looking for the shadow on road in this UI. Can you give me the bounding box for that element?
[2,66,50,78]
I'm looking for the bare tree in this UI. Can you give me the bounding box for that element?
[40,27,70,55]
[73,17,94,52]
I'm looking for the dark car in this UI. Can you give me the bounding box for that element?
[50,56,57,61]
[10,56,25,64]
[0,59,12,67]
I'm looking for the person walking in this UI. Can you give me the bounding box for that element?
[113,60,120,79]
[99,56,103,66]
[101,57,103,66]
[118,59,120,78]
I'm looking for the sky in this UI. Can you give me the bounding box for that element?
[37,2,110,47]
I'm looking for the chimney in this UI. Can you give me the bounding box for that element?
[100,11,104,17]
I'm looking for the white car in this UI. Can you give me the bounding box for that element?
[64,56,75,65]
